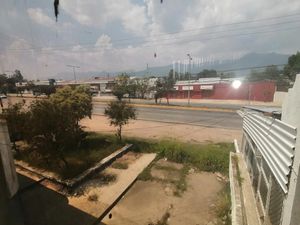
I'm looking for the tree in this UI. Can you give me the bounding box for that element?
[104,100,136,141]
[264,65,280,80]
[26,85,92,167]
[168,69,179,81]
[283,51,300,82]
[154,78,165,104]
[197,69,218,79]
[163,72,176,104]
[1,103,29,153]
[136,79,149,99]
[0,74,8,94]
[12,70,24,83]
[112,73,130,100]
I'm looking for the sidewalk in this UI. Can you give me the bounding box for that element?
[68,153,156,221]
[93,96,282,109]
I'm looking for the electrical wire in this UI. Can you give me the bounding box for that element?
[3,12,300,53]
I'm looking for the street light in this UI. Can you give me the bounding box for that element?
[187,54,192,106]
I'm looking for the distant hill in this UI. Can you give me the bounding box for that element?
[55,52,289,80]
[133,52,289,77]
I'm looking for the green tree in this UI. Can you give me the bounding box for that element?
[197,69,218,79]
[264,65,280,80]
[1,103,29,153]
[26,85,92,167]
[0,74,8,94]
[163,72,176,104]
[283,51,300,81]
[112,73,130,100]
[168,69,179,81]
[104,100,136,141]
[12,70,24,83]
[154,78,165,104]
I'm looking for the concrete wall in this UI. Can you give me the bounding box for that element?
[281,74,300,225]
[0,120,18,197]
[172,81,276,102]
[273,91,287,105]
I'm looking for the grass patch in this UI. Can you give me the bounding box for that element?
[215,183,231,225]
[232,155,243,186]
[16,132,232,180]
[172,165,189,197]
[111,162,128,170]
[17,132,124,179]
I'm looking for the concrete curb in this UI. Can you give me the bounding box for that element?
[93,101,236,113]
[230,149,247,225]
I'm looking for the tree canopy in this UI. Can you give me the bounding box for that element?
[104,100,136,141]
[283,51,300,82]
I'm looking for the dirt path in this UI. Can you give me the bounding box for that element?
[102,172,223,225]
[81,115,242,143]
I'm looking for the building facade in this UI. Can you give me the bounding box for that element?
[239,74,300,225]
[172,78,276,102]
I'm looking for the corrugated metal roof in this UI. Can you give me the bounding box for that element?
[239,110,297,193]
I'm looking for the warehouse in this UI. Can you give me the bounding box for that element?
[171,77,276,102]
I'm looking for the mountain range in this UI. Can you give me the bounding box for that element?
[56,52,289,80]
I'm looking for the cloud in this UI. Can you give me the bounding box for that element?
[95,34,112,49]
[27,8,55,28]
[1,0,300,79]
[61,0,147,35]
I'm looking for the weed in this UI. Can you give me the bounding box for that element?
[215,183,231,225]
[112,162,128,169]
[149,211,171,225]
[88,194,98,202]
[138,165,153,181]
[232,155,243,186]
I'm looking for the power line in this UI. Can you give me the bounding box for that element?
[3,12,300,52]
[4,22,300,55]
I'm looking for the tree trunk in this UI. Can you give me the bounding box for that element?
[166,92,169,105]
[118,125,122,141]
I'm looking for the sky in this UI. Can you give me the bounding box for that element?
[0,0,300,80]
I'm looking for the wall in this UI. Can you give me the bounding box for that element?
[172,81,276,102]
[273,91,287,105]
[281,74,300,225]
[0,120,18,197]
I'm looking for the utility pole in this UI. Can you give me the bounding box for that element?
[66,65,80,83]
[187,54,192,106]
[146,63,149,78]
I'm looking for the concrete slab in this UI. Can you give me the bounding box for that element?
[68,153,156,219]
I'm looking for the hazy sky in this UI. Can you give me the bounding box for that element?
[1,0,300,80]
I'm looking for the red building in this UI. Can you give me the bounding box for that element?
[171,78,276,102]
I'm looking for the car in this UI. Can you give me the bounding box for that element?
[0,95,7,99]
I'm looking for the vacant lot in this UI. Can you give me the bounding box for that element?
[81,115,242,144]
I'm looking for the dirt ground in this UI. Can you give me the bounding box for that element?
[81,115,242,144]
[102,160,224,225]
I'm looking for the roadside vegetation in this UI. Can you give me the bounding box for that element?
[1,86,124,179]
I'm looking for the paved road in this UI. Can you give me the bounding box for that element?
[93,103,242,130]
